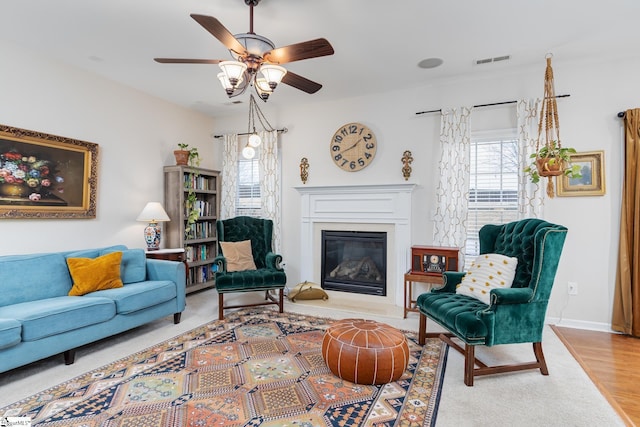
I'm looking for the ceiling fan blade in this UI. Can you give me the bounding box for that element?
[281,71,323,94]
[190,14,246,55]
[264,38,334,64]
[154,58,223,64]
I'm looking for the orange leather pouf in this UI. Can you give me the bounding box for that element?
[321,319,409,385]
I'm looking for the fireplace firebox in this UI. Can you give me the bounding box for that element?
[321,230,387,296]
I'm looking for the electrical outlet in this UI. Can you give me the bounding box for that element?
[568,281,578,295]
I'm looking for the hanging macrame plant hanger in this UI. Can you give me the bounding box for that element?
[536,54,564,197]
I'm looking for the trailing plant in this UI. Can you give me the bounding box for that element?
[184,187,200,240]
[524,140,582,184]
[176,143,201,167]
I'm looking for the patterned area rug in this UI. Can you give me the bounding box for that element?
[0,308,448,426]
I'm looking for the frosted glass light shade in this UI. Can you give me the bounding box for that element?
[260,64,287,89]
[242,146,256,159]
[248,133,262,147]
[219,61,247,86]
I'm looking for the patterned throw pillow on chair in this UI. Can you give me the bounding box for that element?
[456,253,518,305]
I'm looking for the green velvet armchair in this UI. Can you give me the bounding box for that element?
[214,216,287,320]
[417,218,568,386]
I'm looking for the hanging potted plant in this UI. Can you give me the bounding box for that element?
[526,54,581,197]
[525,140,581,184]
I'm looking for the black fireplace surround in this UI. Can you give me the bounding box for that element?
[321,230,387,296]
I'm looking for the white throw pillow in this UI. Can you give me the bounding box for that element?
[455,253,518,305]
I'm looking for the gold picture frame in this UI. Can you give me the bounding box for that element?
[557,150,605,197]
[0,124,98,219]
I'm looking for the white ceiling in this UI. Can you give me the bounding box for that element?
[1,0,638,117]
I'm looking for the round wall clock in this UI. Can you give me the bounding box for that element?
[329,122,377,172]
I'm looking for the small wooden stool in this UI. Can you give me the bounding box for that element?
[321,319,409,385]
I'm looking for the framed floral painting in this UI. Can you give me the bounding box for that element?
[0,124,98,219]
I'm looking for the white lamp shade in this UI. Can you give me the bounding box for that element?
[219,61,247,84]
[136,202,170,222]
[260,64,287,87]
[217,72,233,90]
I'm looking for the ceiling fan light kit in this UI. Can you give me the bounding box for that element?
[154,0,334,102]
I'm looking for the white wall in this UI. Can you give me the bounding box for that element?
[214,55,640,330]
[0,39,220,254]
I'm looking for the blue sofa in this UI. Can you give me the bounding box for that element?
[0,245,186,373]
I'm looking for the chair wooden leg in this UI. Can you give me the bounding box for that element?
[464,344,475,386]
[218,293,224,320]
[534,342,549,375]
[278,288,284,313]
[419,313,427,345]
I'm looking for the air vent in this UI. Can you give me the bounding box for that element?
[475,55,511,65]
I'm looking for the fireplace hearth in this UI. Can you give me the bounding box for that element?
[321,230,387,296]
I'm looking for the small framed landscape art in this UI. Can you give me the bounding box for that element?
[0,124,99,219]
[556,150,605,197]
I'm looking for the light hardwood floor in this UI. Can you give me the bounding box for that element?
[552,326,640,427]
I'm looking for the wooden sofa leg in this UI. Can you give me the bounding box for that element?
[278,288,284,313]
[464,344,475,386]
[218,293,224,320]
[534,342,549,375]
[418,313,427,345]
[173,313,182,324]
[64,349,76,365]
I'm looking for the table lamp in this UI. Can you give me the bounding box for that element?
[136,202,170,251]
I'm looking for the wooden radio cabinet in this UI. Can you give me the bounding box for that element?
[410,245,460,276]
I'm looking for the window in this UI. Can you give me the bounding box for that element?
[465,130,519,267]
[236,146,262,217]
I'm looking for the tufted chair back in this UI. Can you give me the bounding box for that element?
[217,216,273,269]
[478,218,568,302]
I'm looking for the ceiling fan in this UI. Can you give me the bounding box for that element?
[154,0,335,101]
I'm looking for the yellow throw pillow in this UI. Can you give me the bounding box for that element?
[67,251,124,296]
[219,240,257,272]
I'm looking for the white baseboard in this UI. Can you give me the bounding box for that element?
[546,316,616,333]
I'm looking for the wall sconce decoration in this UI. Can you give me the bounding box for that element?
[300,157,309,184]
[401,150,413,181]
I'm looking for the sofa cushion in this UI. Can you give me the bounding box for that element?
[67,252,124,296]
[0,253,72,307]
[0,297,116,341]
[100,248,146,284]
[89,280,177,314]
[0,318,21,349]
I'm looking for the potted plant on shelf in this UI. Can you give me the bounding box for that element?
[174,143,201,166]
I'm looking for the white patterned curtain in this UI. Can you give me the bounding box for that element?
[220,133,238,219]
[516,99,544,218]
[258,130,282,252]
[433,106,472,249]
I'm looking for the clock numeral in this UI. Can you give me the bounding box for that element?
[364,152,372,159]
[349,161,356,169]
[363,133,373,142]
[334,135,343,143]
[341,159,349,167]
[340,128,348,137]
[331,144,340,152]
[334,153,342,161]
[349,124,358,134]
[365,142,375,150]
[358,157,365,166]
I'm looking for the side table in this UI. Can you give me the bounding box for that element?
[145,248,188,282]
[404,271,443,318]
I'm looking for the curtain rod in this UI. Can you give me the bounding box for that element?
[617,112,625,118]
[415,94,571,116]
[213,128,288,139]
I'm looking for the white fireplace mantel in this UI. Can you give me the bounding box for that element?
[295,183,416,307]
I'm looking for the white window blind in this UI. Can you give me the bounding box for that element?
[236,147,262,217]
[465,130,519,268]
